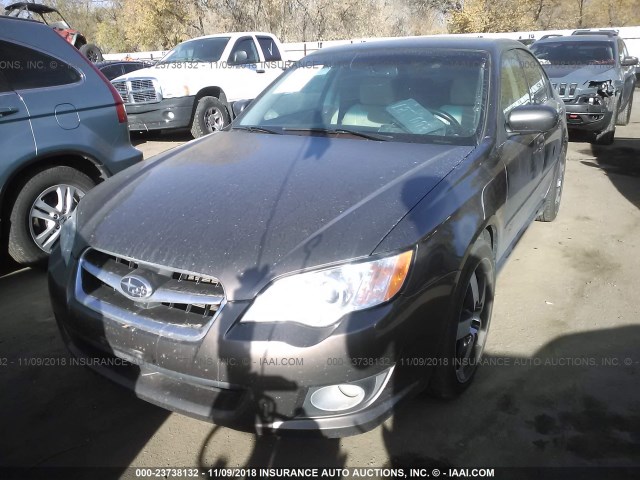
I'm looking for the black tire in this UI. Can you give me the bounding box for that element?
[593,99,618,145]
[428,231,495,399]
[79,43,103,63]
[616,94,633,126]
[190,96,230,138]
[537,143,567,222]
[7,166,94,266]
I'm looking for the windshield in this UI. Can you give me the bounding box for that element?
[531,41,615,65]
[159,37,229,64]
[237,49,489,144]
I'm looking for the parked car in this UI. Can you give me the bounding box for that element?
[110,32,287,137]
[0,16,142,265]
[96,60,154,81]
[50,37,567,437]
[4,2,103,62]
[531,33,637,144]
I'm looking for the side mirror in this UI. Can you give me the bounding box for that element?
[232,99,252,118]
[621,56,638,67]
[507,105,558,133]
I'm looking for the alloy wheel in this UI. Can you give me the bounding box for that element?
[28,184,84,253]
[204,107,224,132]
[455,263,491,383]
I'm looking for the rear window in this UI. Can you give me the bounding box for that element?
[0,40,81,90]
[531,41,615,65]
[257,36,282,62]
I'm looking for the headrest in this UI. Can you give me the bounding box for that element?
[233,50,248,63]
[359,78,395,106]
[448,76,479,106]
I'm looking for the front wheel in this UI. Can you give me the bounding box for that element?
[616,94,633,126]
[428,231,495,399]
[190,96,230,138]
[8,166,94,266]
[593,99,618,145]
[79,43,103,63]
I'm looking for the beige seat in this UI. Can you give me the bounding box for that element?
[340,78,396,128]
[440,76,480,132]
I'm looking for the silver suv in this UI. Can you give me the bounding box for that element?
[0,15,142,265]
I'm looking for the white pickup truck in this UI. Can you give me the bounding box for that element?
[111,32,287,137]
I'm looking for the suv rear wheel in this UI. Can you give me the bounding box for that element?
[8,166,94,266]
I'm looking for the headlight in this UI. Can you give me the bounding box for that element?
[59,209,77,264]
[241,250,413,327]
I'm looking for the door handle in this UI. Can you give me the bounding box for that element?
[0,107,19,118]
[256,69,265,74]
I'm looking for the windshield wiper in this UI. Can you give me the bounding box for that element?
[282,127,391,141]
[232,126,281,135]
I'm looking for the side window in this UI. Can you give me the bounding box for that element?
[618,39,628,62]
[99,64,123,80]
[0,40,80,90]
[229,38,260,65]
[516,50,549,105]
[0,41,81,90]
[123,63,143,74]
[500,50,530,115]
[257,36,282,62]
[0,71,11,93]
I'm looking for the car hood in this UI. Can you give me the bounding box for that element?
[112,64,217,84]
[77,132,473,300]
[542,63,615,83]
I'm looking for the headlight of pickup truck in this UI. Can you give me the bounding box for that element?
[241,250,413,327]
[162,84,190,98]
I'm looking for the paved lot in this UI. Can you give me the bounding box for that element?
[1,92,639,473]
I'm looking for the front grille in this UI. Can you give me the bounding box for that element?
[113,81,129,103]
[111,78,161,105]
[76,249,225,333]
[552,82,578,99]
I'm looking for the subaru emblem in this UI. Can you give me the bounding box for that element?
[120,274,153,299]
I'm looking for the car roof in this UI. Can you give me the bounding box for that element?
[305,36,525,59]
[5,2,58,14]
[535,35,615,44]
[182,32,277,42]
[95,60,148,67]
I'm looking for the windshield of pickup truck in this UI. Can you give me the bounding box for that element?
[159,37,230,64]
[237,49,489,144]
[531,41,615,65]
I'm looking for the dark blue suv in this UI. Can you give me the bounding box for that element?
[0,15,142,265]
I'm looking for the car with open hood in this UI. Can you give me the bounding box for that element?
[531,32,637,144]
[49,37,567,437]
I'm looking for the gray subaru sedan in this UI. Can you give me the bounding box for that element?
[50,38,567,437]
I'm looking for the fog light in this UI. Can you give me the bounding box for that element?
[310,384,365,412]
[167,112,175,120]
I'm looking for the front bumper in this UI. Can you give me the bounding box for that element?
[562,94,615,133]
[125,96,195,131]
[49,247,452,437]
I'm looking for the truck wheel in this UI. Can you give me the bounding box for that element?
[616,94,633,126]
[537,143,566,222]
[79,43,103,63]
[8,166,94,266]
[191,96,230,138]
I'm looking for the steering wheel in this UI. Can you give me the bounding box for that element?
[427,108,465,135]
